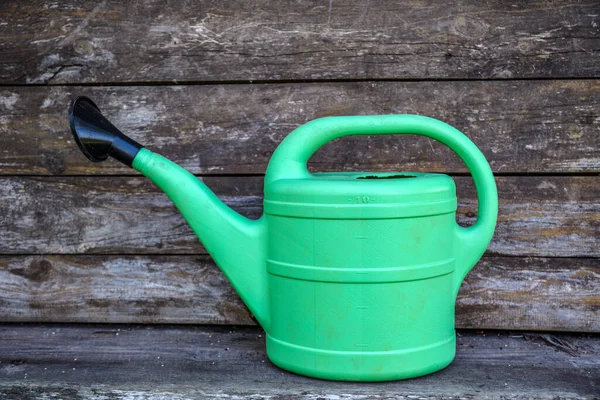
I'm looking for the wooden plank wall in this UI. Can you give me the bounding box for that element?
[0,1,598,332]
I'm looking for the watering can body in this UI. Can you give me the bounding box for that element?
[265,172,458,380]
[69,98,498,381]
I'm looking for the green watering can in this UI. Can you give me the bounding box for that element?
[68,97,498,381]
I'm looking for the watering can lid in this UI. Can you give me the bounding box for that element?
[264,172,457,219]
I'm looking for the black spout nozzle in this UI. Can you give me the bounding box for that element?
[68,96,143,167]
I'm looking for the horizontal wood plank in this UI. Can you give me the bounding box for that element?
[456,257,600,332]
[0,176,597,257]
[0,255,253,326]
[1,1,599,84]
[1,81,598,175]
[0,325,598,398]
[0,255,598,332]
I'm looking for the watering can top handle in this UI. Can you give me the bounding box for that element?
[265,114,498,288]
[265,114,494,188]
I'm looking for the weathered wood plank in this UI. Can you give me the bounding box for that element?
[0,325,598,398]
[0,176,262,255]
[0,176,597,257]
[1,1,599,84]
[1,81,598,175]
[456,257,600,332]
[0,255,254,326]
[0,255,598,332]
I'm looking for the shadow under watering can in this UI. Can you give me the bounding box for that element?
[68,96,497,381]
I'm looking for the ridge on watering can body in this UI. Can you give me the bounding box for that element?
[265,171,457,219]
[69,98,497,382]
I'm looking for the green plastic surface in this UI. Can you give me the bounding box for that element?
[132,114,498,381]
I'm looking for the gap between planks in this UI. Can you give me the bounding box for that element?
[3,76,600,88]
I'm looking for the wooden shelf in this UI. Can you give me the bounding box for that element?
[0,324,598,399]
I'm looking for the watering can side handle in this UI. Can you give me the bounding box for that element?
[264,114,498,295]
[448,135,498,296]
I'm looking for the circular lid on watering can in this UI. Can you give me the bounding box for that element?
[264,171,457,219]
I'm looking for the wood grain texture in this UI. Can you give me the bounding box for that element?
[0,176,597,257]
[457,257,600,332]
[1,81,598,175]
[1,0,599,84]
[0,325,598,398]
[0,255,254,326]
[0,255,598,332]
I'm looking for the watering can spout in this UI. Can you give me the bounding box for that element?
[69,97,270,330]
[68,96,143,166]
